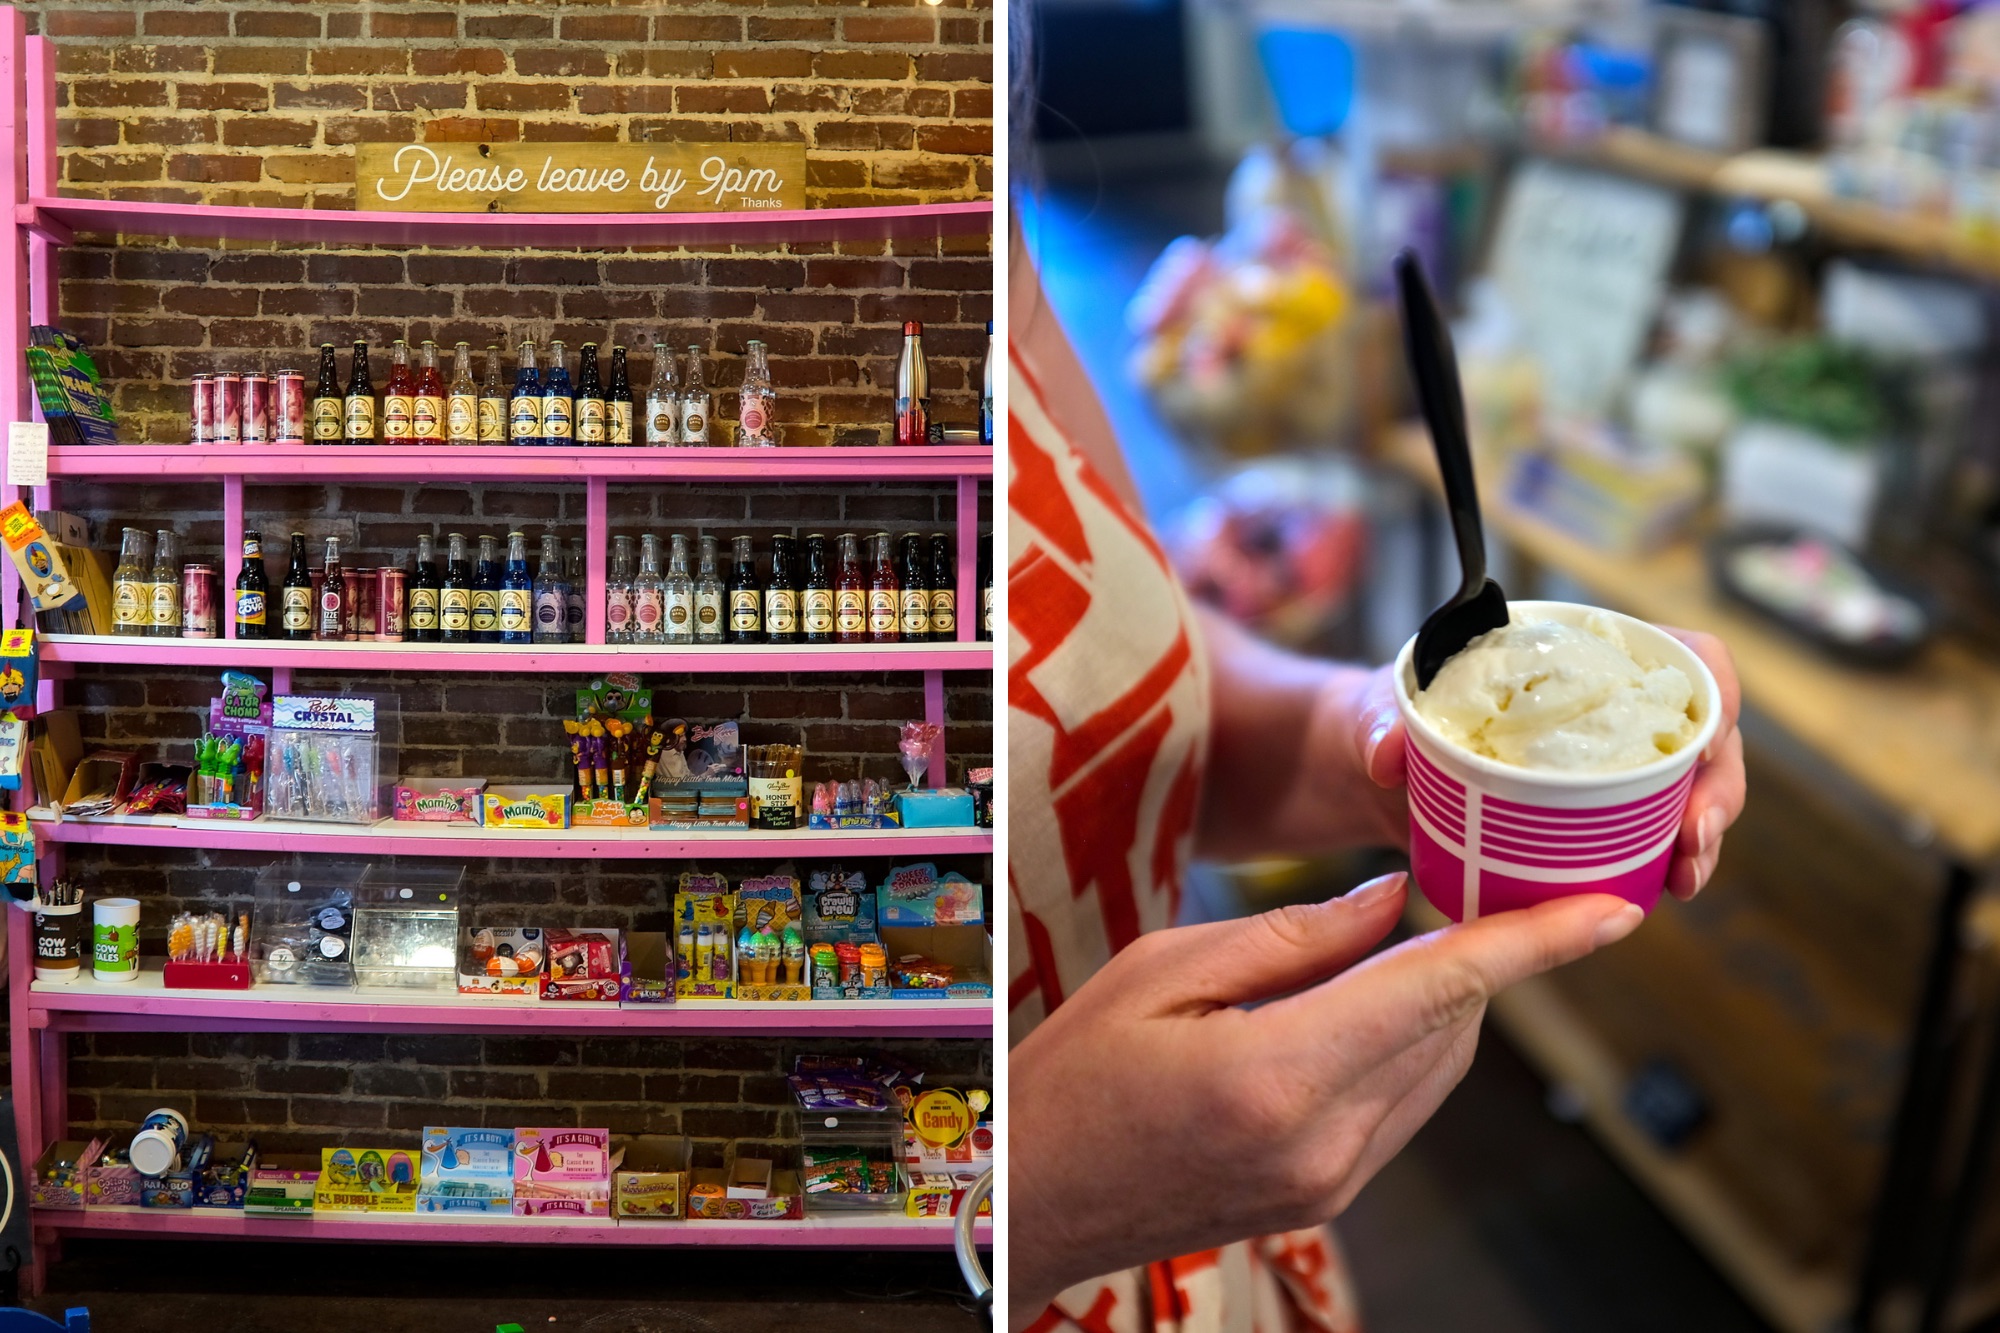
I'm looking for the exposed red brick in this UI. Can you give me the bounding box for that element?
[512,48,610,79]
[173,81,267,111]
[813,51,913,81]
[557,14,648,43]
[220,117,316,148]
[473,83,572,113]
[422,117,522,144]
[844,16,937,43]
[369,10,458,41]
[713,49,812,80]
[141,10,228,38]
[656,15,743,43]
[232,11,320,39]
[73,79,168,109]
[411,49,508,78]
[45,8,133,37]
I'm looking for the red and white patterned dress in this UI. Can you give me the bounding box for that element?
[1008,349,1363,1333]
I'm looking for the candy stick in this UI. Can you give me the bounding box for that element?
[589,720,610,798]
[630,730,666,804]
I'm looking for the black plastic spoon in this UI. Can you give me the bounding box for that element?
[1393,247,1510,690]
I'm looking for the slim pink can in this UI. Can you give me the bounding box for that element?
[190,375,214,445]
[215,374,243,445]
[375,566,405,641]
[276,371,306,444]
[180,564,218,639]
[241,374,272,445]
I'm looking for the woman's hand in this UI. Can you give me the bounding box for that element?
[1008,875,1644,1324]
[1350,627,1747,900]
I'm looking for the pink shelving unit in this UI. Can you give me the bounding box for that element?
[0,11,996,1279]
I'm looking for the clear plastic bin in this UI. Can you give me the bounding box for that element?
[799,1106,907,1214]
[351,865,462,991]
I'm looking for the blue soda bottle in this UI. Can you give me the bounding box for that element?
[509,340,542,447]
[499,530,533,645]
[541,339,574,446]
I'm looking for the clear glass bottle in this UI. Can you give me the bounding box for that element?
[632,533,666,645]
[737,339,778,447]
[440,532,472,644]
[605,534,636,645]
[868,531,899,643]
[645,339,681,445]
[565,536,587,643]
[472,533,501,643]
[694,534,725,644]
[446,340,478,444]
[679,345,711,445]
[541,339,574,445]
[413,338,444,446]
[509,340,542,446]
[834,532,866,644]
[663,533,695,645]
[148,529,181,638]
[382,337,414,442]
[111,526,151,636]
[533,531,566,644]
[478,344,507,443]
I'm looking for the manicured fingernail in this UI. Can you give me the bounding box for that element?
[1363,717,1393,765]
[1693,847,1720,894]
[1343,872,1406,907]
[1697,808,1723,856]
[1593,903,1645,947]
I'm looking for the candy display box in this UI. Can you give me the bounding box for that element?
[351,865,463,991]
[458,927,546,996]
[877,863,984,927]
[540,928,627,1002]
[244,1153,320,1215]
[622,931,675,1004]
[266,694,393,825]
[905,1086,995,1173]
[31,1138,101,1209]
[83,1137,142,1208]
[196,1142,256,1209]
[573,797,648,828]
[804,870,891,1001]
[688,1159,805,1221]
[313,1146,419,1213]
[907,1170,993,1218]
[881,924,993,1000]
[482,785,571,830]
[612,1135,694,1219]
[895,788,976,829]
[418,1127,515,1215]
[737,875,809,1003]
[513,1127,615,1217]
[674,877,737,999]
[140,1134,212,1208]
[393,778,485,824]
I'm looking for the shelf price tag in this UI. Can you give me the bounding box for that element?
[6,423,48,489]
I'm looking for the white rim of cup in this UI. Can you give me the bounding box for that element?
[1393,600,1725,790]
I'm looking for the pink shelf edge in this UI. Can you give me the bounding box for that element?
[42,443,995,481]
[33,1206,991,1249]
[29,196,994,248]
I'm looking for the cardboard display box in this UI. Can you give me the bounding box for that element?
[31,1139,101,1210]
[312,1146,419,1213]
[458,927,547,996]
[687,1161,805,1221]
[906,1170,992,1218]
[244,1153,320,1215]
[513,1127,614,1217]
[622,931,675,1004]
[881,924,994,1000]
[418,1126,515,1215]
[540,928,626,1002]
[612,1135,694,1219]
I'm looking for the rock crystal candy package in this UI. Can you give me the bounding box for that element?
[266,694,392,824]
[513,1127,613,1217]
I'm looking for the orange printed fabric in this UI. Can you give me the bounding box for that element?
[1025,1232,1362,1333]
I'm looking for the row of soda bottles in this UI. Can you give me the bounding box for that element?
[192,322,992,449]
[109,525,994,647]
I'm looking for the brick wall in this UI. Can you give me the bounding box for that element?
[18,0,994,1161]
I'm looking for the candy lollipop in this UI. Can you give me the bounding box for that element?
[898,721,941,791]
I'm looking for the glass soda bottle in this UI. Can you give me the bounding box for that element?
[929,532,957,642]
[607,345,634,446]
[695,534,725,644]
[343,341,375,446]
[533,532,566,645]
[440,532,472,644]
[632,533,666,645]
[645,338,680,445]
[764,534,799,644]
[499,531,533,644]
[801,533,832,643]
[472,534,501,642]
[680,345,711,445]
[898,533,930,641]
[510,340,543,446]
[663,533,695,645]
[868,532,899,643]
[575,342,606,446]
[148,529,180,638]
[541,339,574,445]
[478,344,508,443]
[408,532,440,643]
[835,532,866,644]
[413,339,444,446]
[382,338,414,443]
[111,527,151,635]
[311,342,342,443]
[446,340,478,444]
[727,536,760,643]
[605,534,636,645]
[737,339,777,447]
[566,536,587,643]
[279,532,313,641]
[234,530,269,640]
[315,536,344,641]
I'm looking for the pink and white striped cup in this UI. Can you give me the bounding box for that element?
[1391,601,1723,923]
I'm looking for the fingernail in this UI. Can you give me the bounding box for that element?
[1363,717,1394,767]
[1593,903,1645,947]
[1697,808,1723,856]
[1343,872,1406,907]
[1693,847,1720,895]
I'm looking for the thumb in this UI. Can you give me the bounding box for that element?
[1130,873,1409,1014]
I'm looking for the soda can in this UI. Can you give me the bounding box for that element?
[189,375,213,445]
[215,373,243,445]
[341,568,363,641]
[180,563,218,639]
[309,570,325,627]
[375,566,406,641]
[241,374,272,445]
[276,371,306,444]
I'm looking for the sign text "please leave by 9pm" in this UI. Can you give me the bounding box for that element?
[355,142,809,214]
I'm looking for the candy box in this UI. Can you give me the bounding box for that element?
[880,923,993,1000]
[906,1170,993,1218]
[32,1139,102,1210]
[904,1087,994,1171]
[141,1134,212,1208]
[736,875,809,1003]
[313,1146,419,1213]
[895,788,975,828]
[878,863,983,927]
[458,927,546,996]
[540,927,626,1002]
[244,1153,320,1215]
[674,878,737,1000]
[622,931,675,1004]
[418,1127,515,1215]
[573,797,647,828]
[483,785,570,829]
[688,1161,805,1221]
[394,778,486,824]
[196,1141,256,1209]
[83,1138,142,1208]
[513,1127,615,1217]
[612,1135,693,1219]
[805,871,889,1001]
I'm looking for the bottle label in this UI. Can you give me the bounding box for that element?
[151,582,180,628]
[472,590,498,633]
[868,589,897,635]
[235,589,266,627]
[931,590,956,635]
[441,588,471,633]
[900,588,930,637]
[499,589,531,634]
[647,404,678,445]
[765,589,797,635]
[577,398,606,444]
[982,586,994,634]
[803,588,833,635]
[835,589,865,635]
[607,592,632,633]
[281,585,312,633]
[680,402,708,443]
[730,589,760,633]
[510,395,543,442]
[696,591,722,631]
[740,400,769,435]
[566,590,584,631]
[635,590,664,632]
[414,394,442,440]
[408,587,439,631]
[383,393,413,440]
[610,401,632,446]
[344,396,374,440]
[312,397,342,442]
[478,397,507,442]
[534,590,564,632]
[666,592,692,630]
[318,587,344,636]
[114,580,145,628]
[543,396,573,440]
[446,394,477,442]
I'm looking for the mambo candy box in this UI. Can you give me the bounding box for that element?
[394,778,486,824]
[482,785,570,829]
[513,1127,615,1217]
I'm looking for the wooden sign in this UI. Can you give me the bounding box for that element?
[355,142,808,214]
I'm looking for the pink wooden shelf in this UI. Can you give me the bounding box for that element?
[45,443,994,483]
[30,812,992,861]
[33,1205,990,1250]
[27,965,991,1037]
[41,633,995,675]
[24,196,993,249]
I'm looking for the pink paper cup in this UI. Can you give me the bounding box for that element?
[1392,601,1723,923]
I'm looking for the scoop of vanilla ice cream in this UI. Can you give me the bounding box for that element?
[1414,611,1699,772]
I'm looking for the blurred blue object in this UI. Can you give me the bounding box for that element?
[1256,28,1355,138]
[0,1311,88,1332]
